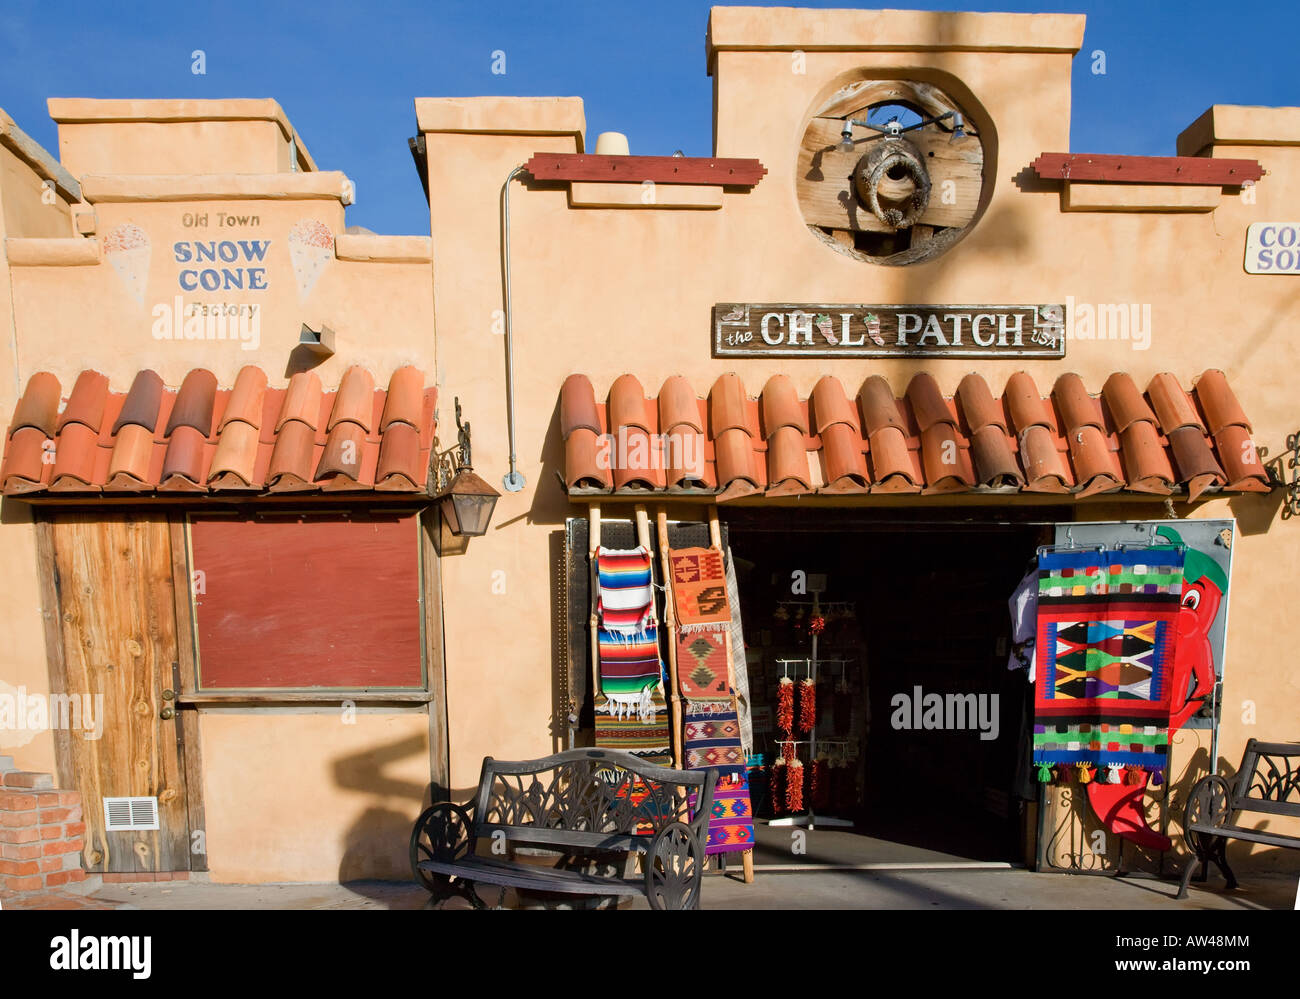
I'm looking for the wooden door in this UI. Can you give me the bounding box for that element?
[43,512,197,875]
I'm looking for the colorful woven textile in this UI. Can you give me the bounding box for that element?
[594,695,672,766]
[669,547,731,634]
[690,773,755,855]
[683,702,746,776]
[597,546,656,638]
[1033,548,1184,777]
[677,631,731,701]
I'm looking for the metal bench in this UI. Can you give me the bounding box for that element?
[410,748,718,910]
[1177,739,1300,899]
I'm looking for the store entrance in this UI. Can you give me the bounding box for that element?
[728,512,1051,865]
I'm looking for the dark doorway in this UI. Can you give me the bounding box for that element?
[727,510,1052,863]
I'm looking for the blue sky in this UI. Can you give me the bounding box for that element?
[1,1,1295,234]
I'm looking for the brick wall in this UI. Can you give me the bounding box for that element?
[0,758,87,895]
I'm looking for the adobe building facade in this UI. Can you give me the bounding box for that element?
[0,7,1297,885]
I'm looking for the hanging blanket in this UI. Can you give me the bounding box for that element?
[1033,548,1184,780]
[594,545,670,763]
[669,547,731,634]
[683,701,747,776]
[677,631,732,701]
[689,772,755,855]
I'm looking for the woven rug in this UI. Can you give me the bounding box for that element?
[669,547,731,634]
[1033,548,1184,779]
[677,631,732,701]
[690,772,755,855]
[683,701,747,776]
[597,546,656,637]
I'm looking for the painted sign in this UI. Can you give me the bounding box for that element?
[712,303,1065,358]
[1054,520,1235,730]
[1244,222,1300,274]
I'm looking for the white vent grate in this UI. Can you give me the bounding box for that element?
[102,796,159,831]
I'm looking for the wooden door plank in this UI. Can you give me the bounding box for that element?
[33,513,74,790]
[169,515,208,870]
[420,511,450,802]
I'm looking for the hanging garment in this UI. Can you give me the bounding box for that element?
[1007,565,1039,681]
[1032,548,1184,782]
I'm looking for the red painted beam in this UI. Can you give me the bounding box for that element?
[1032,152,1262,186]
[523,153,767,187]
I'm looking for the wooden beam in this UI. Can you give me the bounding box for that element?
[588,503,602,725]
[33,513,73,790]
[1031,152,1262,186]
[168,515,208,871]
[524,153,767,187]
[654,508,684,769]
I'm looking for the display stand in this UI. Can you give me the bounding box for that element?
[770,585,854,831]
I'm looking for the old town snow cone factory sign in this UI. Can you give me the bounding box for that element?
[712,303,1066,358]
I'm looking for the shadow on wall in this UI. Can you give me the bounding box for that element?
[330,732,432,882]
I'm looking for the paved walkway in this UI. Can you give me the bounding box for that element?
[4,868,1294,910]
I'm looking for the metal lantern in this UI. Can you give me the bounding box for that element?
[434,397,501,537]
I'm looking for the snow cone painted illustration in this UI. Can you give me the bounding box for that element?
[288,219,334,301]
[103,223,151,305]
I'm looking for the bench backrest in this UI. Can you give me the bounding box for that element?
[471,748,718,853]
[1230,740,1300,818]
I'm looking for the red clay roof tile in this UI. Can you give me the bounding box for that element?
[219,366,268,432]
[907,373,955,432]
[710,374,751,437]
[820,422,868,490]
[920,423,975,494]
[1,426,51,493]
[858,376,906,435]
[49,421,99,490]
[1118,421,1175,494]
[1004,373,1056,434]
[811,375,857,434]
[1101,373,1156,433]
[277,371,325,432]
[610,374,652,435]
[665,428,712,489]
[105,423,155,489]
[9,372,61,437]
[658,376,703,435]
[379,366,425,433]
[610,427,665,490]
[956,373,1005,434]
[560,374,601,439]
[1194,369,1251,434]
[375,421,424,491]
[327,366,376,433]
[58,370,109,434]
[208,420,261,488]
[1019,426,1071,492]
[969,424,1023,488]
[1066,424,1123,498]
[565,429,612,491]
[1214,424,1269,491]
[165,369,218,438]
[266,419,319,491]
[867,425,921,493]
[761,374,807,437]
[112,370,165,434]
[1146,373,1204,433]
[1167,425,1225,489]
[766,425,812,494]
[316,422,369,486]
[715,426,759,496]
[1052,373,1104,433]
[158,425,209,491]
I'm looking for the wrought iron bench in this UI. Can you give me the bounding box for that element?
[410,748,718,910]
[1177,739,1300,899]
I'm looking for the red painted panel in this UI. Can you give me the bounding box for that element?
[1031,152,1262,185]
[190,513,423,689]
[523,153,767,186]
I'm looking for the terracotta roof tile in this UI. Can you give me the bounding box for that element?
[956,374,1005,434]
[710,374,752,437]
[1101,373,1156,433]
[1146,373,1204,434]
[658,376,703,435]
[564,370,1267,503]
[219,366,268,432]
[811,375,858,434]
[2,365,438,500]
[761,375,807,437]
[49,422,100,491]
[58,370,109,434]
[0,426,51,493]
[560,374,600,439]
[105,423,156,490]
[1052,373,1104,433]
[610,375,652,434]
[327,366,376,433]
[970,424,1023,488]
[1194,369,1251,434]
[380,366,426,433]
[9,372,61,437]
[112,370,165,434]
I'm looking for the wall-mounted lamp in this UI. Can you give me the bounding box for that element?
[839,110,968,153]
[433,398,500,538]
[299,323,336,357]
